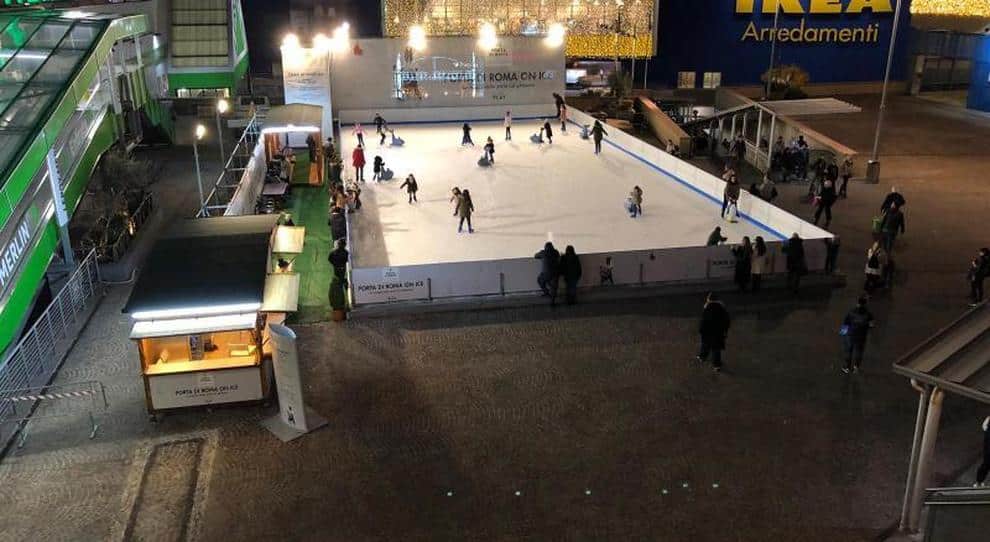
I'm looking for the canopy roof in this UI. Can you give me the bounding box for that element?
[893,304,990,405]
[123,215,278,316]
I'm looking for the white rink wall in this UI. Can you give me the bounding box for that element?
[349,108,834,306]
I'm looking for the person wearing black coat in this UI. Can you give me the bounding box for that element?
[327,239,349,286]
[591,120,608,155]
[558,245,583,305]
[880,204,905,252]
[697,293,731,371]
[535,242,561,305]
[841,297,875,373]
[732,237,753,291]
[783,233,807,293]
[813,179,837,228]
[399,174,419,203]
[461,123,474,146]
[328,206,347,240]
[880,188,906,213]
[542,120,553,144]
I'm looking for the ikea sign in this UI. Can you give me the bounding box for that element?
[735,0,893,14]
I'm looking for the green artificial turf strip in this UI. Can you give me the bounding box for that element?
[284,184,334,324]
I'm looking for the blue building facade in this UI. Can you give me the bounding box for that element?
[652,0,913,88]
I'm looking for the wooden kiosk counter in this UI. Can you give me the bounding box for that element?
[123,215,302,415]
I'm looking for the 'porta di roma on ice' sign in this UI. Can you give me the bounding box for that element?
[735,0,894,14]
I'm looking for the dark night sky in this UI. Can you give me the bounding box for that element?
[242,0,382,74]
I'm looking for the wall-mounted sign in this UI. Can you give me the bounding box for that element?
[735,0,893,44]
[0,178,52,313]
[147,366,263,410]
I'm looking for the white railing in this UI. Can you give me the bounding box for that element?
[0,250,106,454]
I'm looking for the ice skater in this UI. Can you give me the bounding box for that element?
[374,113,387,145]
[461,122,474,146]
[707,227,727,246]
[484,137,495,164]
[535,242,561,305]
[559,104,568,133]
[553,92,565,119]
[352,144,365,182]
[389,130,405,146]
[456,189,474,233]
[591,120,608,154]
[351,123,365,147]
[542,119,554,144]
[629,186,643,217]
[372,155,384,182]
[504,110,512,140]
[400,174,419,203]
[449,187,462,216]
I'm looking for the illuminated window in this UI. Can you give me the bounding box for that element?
[678,71,696,89]
[703,72,722,89]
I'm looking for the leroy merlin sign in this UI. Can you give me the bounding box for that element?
[736,0,895,44]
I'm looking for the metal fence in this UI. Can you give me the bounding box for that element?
[0,250,106,453]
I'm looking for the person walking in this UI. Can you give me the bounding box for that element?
[839,156,853,198]
[559,104,568,133]
[864,241,887,295]
[543,119,554,144]
[813,179,837,228]
[697,293,731,372]
[351,122,365,147]
[880,187,906,213]
[449,187,462,216]
[559,245,582,305]
[880,203,905,252]
[484,137,496,164]
[461,122,474,146]
[456,189,474,233]
[731,134,746,166]
[732,236,753,291]
[372,155,384,182]
[751,236,768,292]
[841,297,875,374]
[722,175,741,219]
[629,186,643,217]
[707,227,727,246]
[974,416,990,487]
[351,144,366,182]
[327,239,350,286]
[504,110,512,140]
[591,120,608,155]
[783,233,806,293]
[967,249,989,307]
[535,242,561,305]
[400,174,419,204]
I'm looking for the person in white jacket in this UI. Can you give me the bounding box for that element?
[750,236,769,292]
[504,110,512,141]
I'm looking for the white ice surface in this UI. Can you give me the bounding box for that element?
[344,121,778,269]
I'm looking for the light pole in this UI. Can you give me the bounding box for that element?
[215,98,229,165]
[193,124,206,216]
[867,0,904,183]
[764,3,781,100]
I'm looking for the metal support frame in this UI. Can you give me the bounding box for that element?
[908,386,944,531]
[900,379,932,530]
[44,149,74,266]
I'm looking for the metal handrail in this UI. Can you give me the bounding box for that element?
[198,112,261,217]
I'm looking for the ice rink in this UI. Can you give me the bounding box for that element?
[344,120,779,269]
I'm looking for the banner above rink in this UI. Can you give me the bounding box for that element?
[330,37,565,112]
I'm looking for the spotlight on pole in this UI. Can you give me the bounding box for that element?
[545,22,566,48]
[195,124,206,140]
[408,24,427,51]
[216,98,229,115]
[478,22,498,51]
[281,33,300,50]
[314,32,332,52]
[332,22,350,53]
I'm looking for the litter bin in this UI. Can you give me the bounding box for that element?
[865,160,881,184]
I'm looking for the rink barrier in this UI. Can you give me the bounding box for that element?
[338,104,557,125]
[566,108,833,243]
[350,240,829,305]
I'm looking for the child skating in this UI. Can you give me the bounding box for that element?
[461,122,474,146]
[400,174,419,203]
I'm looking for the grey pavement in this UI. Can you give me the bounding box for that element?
[0,96,988,541]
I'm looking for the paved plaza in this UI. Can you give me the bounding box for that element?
[1,95,989,541]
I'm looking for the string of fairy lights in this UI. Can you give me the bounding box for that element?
[911,0,990,18]
[382,0,656,58]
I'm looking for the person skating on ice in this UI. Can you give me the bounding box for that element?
[542,119,553,144]
[449,187,462,216]
[400,174,419,204]
[706,227,727,246]
[553,92,565,119]
[461,122,474,146]
[372,155,384,182]
[629,186,643,217]
[351,122,365,147]
[484,137,495,164]
[591,120,608,154]
[373,113,387,145]
[559,104,568,133]
[504,110,512,141]
[352,144,366,182]
[456,189,474,233]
